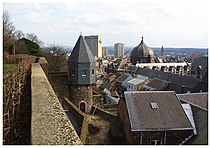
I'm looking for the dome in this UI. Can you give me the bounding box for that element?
[130,37,155,65]
[130,37,154,58]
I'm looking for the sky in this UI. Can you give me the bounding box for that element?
[2,0,209,48]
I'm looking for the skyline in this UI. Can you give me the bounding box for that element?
[3,1,208,48]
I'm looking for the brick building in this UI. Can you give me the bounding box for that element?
[118,91,194,145]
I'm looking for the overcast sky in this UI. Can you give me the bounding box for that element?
[3,0,209,48]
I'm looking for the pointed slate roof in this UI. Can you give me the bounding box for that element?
[68,35,95,63]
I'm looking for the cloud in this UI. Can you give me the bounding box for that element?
[73,13,103,25]
[19,12,51,23]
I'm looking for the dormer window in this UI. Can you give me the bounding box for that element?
[150,102,159,109]
[92,69,94,74]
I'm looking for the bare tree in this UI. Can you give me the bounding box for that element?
[25,33,44,47]
[3,10,15,45]
[14,30,25,40]
[42,44,68,72]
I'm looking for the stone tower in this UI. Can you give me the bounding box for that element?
[68,35,96,113]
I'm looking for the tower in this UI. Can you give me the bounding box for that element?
[68,35,96,113]
[161,46,164,56]
[114,43,124,58]
[84,35,102,58]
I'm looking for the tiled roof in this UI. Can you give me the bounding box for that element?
[185,105,208,144]
[135,67,205,90]
[177,93,208,110]
[141,78,168,91]
[124,91,193,131]
[116,73,132,83]
[191,56,208,72]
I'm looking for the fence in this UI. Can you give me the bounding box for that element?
[3,62,32,144]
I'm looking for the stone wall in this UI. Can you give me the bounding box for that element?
[31,63,82,145]
[37,57,48,77]
[69,85,93,113]
[62,97,89,144]
[91,106,117,122]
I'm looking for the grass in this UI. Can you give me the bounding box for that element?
[3,64,16,76]
[3,64,16,70]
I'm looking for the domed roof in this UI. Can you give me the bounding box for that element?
[130,37,154,58]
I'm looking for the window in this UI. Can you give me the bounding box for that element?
[150,102,159,109]
[150,140,162,145]
[82,70,86,76]
[92,69,94,74]
[71,70,75,77]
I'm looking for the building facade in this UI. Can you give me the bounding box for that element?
[68,35,96,113]
[84,35,102,58]
[114,43,124,58]
[102,47,108,57]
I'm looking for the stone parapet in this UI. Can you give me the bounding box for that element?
[37,57,48,77]
[31,63,82,145]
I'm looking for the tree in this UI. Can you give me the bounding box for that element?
[25,33,44,47]
[42,45,68,72]
[15,38,41,55]
[3,10,15,45]
[14,30,25,40]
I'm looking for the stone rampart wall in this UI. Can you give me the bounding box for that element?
[31,63,82,145]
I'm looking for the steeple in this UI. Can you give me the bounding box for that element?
[140,37,144,44]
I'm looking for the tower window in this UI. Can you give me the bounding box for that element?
[92,69,94,74]
[82,70,86,76]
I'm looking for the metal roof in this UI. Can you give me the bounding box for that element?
[124,91,193,131]
[68,35,95,63]
[127,77,148,85]
[130,37,154,58]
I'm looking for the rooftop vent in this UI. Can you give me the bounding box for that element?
[150,102,159,109]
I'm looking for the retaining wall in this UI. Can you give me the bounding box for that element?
[62,97,89,144]
[91,106,117,122]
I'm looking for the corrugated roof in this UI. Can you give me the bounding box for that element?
[124,91,193,131]
[177,93,208,110]
[68,35,95,63]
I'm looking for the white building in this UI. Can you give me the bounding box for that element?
[114,43,124,58]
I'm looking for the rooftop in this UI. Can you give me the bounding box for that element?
[124,91,193,132]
